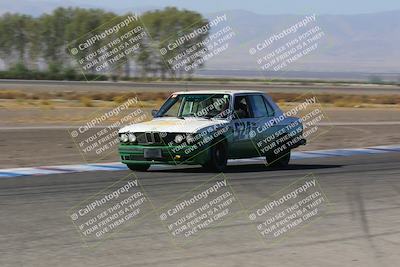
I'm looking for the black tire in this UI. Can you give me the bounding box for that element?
[127,163,151,172]
[202,139,228,172]
[267,150,291,168]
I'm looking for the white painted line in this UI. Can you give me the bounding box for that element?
[0,144,399,178]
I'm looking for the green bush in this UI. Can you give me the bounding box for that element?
[63,67,77,80]
[0,64,107,81]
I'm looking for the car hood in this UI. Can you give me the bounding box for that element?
[119,117,229,134]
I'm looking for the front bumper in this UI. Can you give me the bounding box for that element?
[118,144,210,165]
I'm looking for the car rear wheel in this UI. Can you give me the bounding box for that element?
[267,150,291,168]
[127,163,151,171]
[202,139,228,172]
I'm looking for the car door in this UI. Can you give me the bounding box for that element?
[230,94,260,158]
[246,94,285,157]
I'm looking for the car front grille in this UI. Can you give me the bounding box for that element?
[144,132,161,144]
[120,132,178,145]
[134,132,170,145]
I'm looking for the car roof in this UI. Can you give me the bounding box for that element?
[173,90,265,95]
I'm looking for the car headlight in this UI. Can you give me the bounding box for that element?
[120,133,129,143]
[174,134,184,143]
[186,134,195,144]
[128,133,136,143]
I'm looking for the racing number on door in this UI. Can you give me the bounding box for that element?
[234,121,252,141]
[232,95,254,142]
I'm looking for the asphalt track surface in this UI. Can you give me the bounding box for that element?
[1,79,400,95]
[1,152,399,267]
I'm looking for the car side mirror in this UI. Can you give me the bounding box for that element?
[151,109,159,117]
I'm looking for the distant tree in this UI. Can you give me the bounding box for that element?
[140,7,209,79]
[0,13,36,67]
[0,7,209,80]
[42,7,115,71]
[0,13,15,67]
[39,8,71,68]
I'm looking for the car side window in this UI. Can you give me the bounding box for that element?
[249,95,269,118]
[263,96,275,117]
[233,96,251,118]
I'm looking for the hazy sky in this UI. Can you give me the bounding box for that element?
[2,0,400,15]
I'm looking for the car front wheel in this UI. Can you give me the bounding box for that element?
[202,139,228,172]
[127,163,151,172]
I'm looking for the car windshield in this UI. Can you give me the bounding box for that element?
[157,94,231,118]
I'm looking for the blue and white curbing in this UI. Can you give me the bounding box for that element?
[1,144,399,178]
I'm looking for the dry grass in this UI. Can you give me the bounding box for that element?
[268,93,400,106]
[79,96,94,107]
[0,90,400,107]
